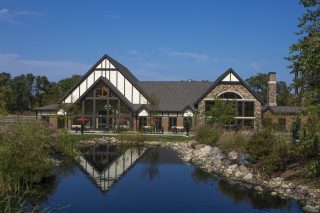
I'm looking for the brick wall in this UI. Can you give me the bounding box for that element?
[162,117,169,132]
[49,116,58,129]
[177,116,184,127]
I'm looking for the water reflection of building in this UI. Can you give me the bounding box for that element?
[77,145,147,192]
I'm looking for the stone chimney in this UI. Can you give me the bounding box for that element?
[267,72,277,106]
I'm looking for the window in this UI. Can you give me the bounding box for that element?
[218,92,242,99]
[139,117,147,129]
[278,118,286,131]
[243,119,254,128]
[57,116,65,129]
[154,117,162,132]
[205,101,215,112]
[244,102,254,117]
[169,117,177,131]
[96,86,108,97]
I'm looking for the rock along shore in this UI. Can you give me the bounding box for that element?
[80,137,320,213]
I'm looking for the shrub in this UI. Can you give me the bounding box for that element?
[247,130,291,175]
[194,126,222,145]
[216,132,250,153]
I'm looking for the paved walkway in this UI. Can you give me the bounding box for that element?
[68,130,192,137]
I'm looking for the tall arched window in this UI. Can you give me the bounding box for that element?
[204,91,255,129]
[218,92,242,99]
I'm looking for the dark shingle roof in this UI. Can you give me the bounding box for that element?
[33,103,72,111]
[262,106,301,115]
[139,81,212,112]
[33,104,59,111]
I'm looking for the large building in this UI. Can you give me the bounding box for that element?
[34,54,293,132]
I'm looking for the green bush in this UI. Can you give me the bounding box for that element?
[216,132,250,153]
[247,130,291,174]
[194,126,222,145]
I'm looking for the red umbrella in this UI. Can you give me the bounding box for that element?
[77,117,90,122]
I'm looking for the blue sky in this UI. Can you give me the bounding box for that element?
[0,0,304,83]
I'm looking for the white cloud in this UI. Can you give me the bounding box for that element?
[0,8,43,25]
[0,53,89,81]
[159,48,208,62]
[168,51,209,62]
[249,61,262,71]
[128,49,139,56]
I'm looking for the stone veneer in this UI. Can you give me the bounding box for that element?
[197,83,262,128]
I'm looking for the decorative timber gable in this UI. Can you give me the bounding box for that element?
[194,68,264,105]
[62,55,149,105]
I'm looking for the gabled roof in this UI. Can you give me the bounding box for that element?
[72,76,137,112]
[61,54,150,104]
[139,81,212,112]
[193,68,264,105]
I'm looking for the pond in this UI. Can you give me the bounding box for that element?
[40,144,303,212]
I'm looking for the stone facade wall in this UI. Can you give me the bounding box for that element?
[267,73,277,107]
[197,83,262,129]
[262,111,307,131]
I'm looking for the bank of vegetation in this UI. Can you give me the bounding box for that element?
[0,122,78,212]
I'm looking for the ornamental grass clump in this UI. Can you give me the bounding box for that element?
[216,132,250,153]
[194,126,222,145]
[0,123,54,191]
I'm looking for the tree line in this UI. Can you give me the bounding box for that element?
[0,73,81,114]
[0,71,293,114]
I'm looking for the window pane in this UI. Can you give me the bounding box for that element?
[169,117,177,131]
[205,101,215,112]
[218,92,242,99]
[109,99,119,116]
[244,119,254,128]
[96,100,108,115]
[244,102,254,117]
[237,101,243,116]
[84,100,93,115]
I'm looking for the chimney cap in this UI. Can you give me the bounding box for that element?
[268,72,276,75]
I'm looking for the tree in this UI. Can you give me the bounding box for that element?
[245,73,293,105]
[286,0,320,177]
[206,98,237,127]
[286,0,320,104]
[245,73,268,103]
[0,72,12,114]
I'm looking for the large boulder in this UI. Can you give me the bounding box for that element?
[228,151,239,161]
[215,152,227,160]
[221,159,232,166]
[188,140,199,149]
[237,153,251,165]
[243,172,254,182]
[195,144,206,149]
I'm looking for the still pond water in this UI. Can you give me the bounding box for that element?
[41,144,303,212]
